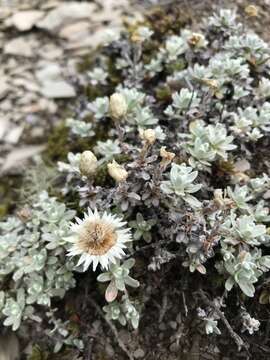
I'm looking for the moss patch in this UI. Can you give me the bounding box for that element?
[0,175,23,218]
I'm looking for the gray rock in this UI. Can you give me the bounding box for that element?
[10,10,45,31]
[134,348,145,358]
[4,38,34,57]
[36,63,62,82]
[1,145,45,173]
[40,80,76,98]
[0,79,9,99]
[37,2,96,32]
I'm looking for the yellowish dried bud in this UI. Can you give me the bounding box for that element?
[107,160,128,183]
[202,78,219,90]
[109,93,128,120]
[245,5,259,17]
[160,146,175,163]
[231,172,250,184]
[188,33,204,47]
[139,128,156,145]
[17,207,32,222]
[239,250,248,263]
[131,31,141,43]
[213,189,225,207]
[214,189,233,208]
[79,151,98,177]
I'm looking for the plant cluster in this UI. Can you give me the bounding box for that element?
[2,5,270,357]
[0,192,81,349]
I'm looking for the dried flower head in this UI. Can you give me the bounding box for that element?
[66,208,132,271]
[213,189,232,208]
[188,33,205,47]
[202,78,219,90]
[107,160,128,183]
[109,93,128,120]
[131,26,153,43]
[245,5,259,17]
[139,128,156,145]
[79,151,98,177]
[160,147,175,163]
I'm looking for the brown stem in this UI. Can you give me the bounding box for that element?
[198,289,249,352]
[89,298,134,360]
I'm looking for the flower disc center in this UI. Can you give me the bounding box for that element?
[78,220,117,255]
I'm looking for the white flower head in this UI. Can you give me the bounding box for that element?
[66,209,131,271]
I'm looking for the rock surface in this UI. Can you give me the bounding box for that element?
[9,10,45,31]
[0,0,134,173]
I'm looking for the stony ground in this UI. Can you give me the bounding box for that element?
[0,0,142,175]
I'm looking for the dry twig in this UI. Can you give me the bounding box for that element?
[198,289,249,352]
[89,298,134,360]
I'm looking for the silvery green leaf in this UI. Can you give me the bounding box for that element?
[13,268,24,282]
[66,118,95,138]
[164,35,188,61]
[238,279,255,297]
[184,195,202,209]
[54,341,63,353]
[122,258,135,270]
[88,67,108,85]
[125,276,140,288]
[225,277,234,291]
[115,278,125,291]
[116,87,145,112]
[97,272,112,282]
[88,97,109,119]
[259,256,270,269]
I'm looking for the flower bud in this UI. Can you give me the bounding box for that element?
[139,128,156,145]
[109,93,128,120]
[160,146,175,163]
[107,160,128,183]
[79,151,98,177]
[245,5,259,17]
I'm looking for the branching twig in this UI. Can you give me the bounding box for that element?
[89,298,134,360]
[158,294,168,323]
[198,289,249,352]
[126,239,175,259]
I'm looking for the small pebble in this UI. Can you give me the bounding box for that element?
[134,348,145,358]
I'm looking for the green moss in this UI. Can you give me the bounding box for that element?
[0,175,23,219]
[106,56,123,86]
[27,346,80,360]
[27,346,48,360]
[166,58,187,73]
[145,6,192,38]
[45,122,99,163]
[94,161,110,187]
[76,47,102,73]
[84,84,105,101]
[155,85,172,102]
